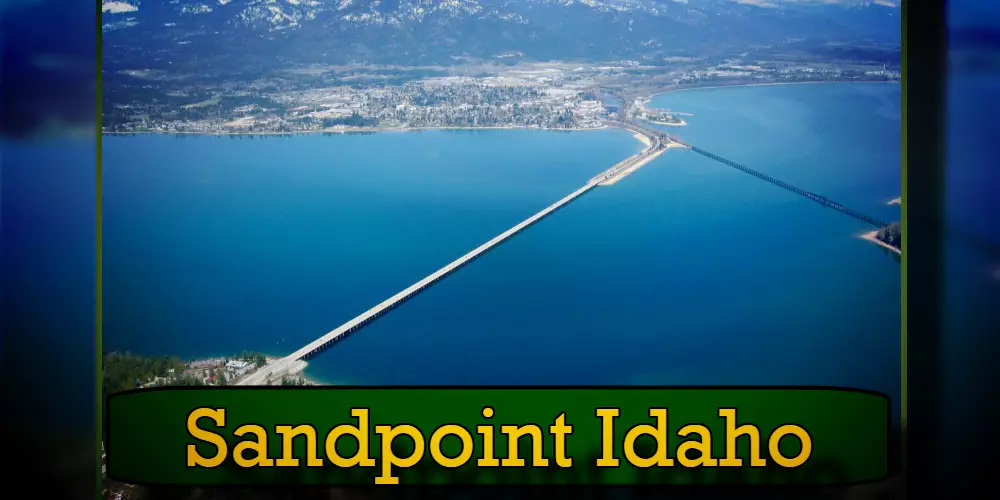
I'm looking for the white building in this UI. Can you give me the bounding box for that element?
[226,360,249,370]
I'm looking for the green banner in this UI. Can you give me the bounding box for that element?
[105,387,888,486]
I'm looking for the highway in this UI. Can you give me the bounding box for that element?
[589,121,670,184]
[221,117,894,386]
[237,121,666,385]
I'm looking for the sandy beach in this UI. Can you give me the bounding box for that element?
[647,119,688,127]
[860,230,901,256]
[599,142,687,186]
[633,133,651,147]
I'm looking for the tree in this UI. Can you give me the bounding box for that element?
[877,221,902,249]
[103,352,187,401]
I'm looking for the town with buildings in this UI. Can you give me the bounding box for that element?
[102,350,315,394]
[103,59,899,135]
[100,350,314,500]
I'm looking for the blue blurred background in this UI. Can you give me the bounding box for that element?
[1,0,97,494]
[940,0,1000,488]
[2,0,998,496]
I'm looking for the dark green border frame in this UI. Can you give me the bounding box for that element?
[104,385,891,487]
[93,2,924,496]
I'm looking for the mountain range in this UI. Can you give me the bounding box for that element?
[101,0,901,72]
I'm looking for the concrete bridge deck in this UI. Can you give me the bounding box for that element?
[236,122,668,385]
[237,123,890,386]
[238,180,600,384]
[237,122,667,385]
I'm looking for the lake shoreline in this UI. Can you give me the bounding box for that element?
[649,79,900,100]
[860,230,902,256]
[101,124,612,137]
[186,353,327,386]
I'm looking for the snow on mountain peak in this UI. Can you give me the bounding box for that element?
[102,1,138,14]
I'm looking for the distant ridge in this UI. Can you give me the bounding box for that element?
[101,0,901,72]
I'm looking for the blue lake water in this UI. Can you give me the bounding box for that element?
[103,83,902,409]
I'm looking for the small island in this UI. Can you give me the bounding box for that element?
[629,98,688,127]
[643,111,686,126]
[861,221,901,256]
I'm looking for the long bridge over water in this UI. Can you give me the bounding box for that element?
[670,139,891,228]
[237,121,667,385]
[237,121,889,385]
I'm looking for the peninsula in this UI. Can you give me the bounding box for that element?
[861,221,902,255]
